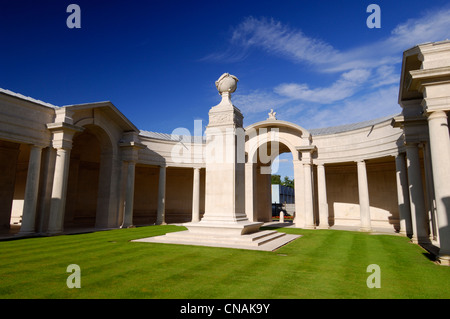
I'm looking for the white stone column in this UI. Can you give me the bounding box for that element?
[119,134,145,228]
[191,167,200,223]
[245,162,257,222]
[293,160,305,228]
[156,165,166,225]
[421,143,438,241]
[304,162,315,229]
[405,143,429,244]
[357,160,372,232]
[395,153,413,237]
[46,112,84,235]
[47,148,71,235]
[121,161,136,228]
[317,163,329,229]
[18,145,43,235]
[427,110,450,264]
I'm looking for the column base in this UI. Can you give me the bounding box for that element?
[359,226,372,232]
[184,220,263,236]
[15,231,37,237]
[399,230,408,237]
[438,255,450,266]
[17,229,35,235]
[45,231,64,236]
[411,236,431,244]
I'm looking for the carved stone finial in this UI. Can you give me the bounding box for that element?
[268,109,277,120]
[215,73,239,95]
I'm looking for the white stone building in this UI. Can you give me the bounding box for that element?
[0,41,449,264]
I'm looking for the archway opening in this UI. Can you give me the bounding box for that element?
[250,140,296,223]
[65,128,102,228]
[64,122,116,230]
[0,140,22,234]
[271,152,295,222]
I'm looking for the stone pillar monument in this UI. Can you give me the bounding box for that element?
[184,73,262,235]
[135,73,300,250]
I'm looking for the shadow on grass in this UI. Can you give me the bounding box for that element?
[423,252,438,263]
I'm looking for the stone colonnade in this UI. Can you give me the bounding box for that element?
[278,158,390,233]
[122,164,202,228]
[15,121,436,241]
[3,40,450,266]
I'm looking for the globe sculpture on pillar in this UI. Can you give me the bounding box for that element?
[186,72,261,234]
[215,73,238,94]
[134,73,300,250]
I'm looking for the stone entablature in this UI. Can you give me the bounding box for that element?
[0,90,54,148]
[311,118,403,163]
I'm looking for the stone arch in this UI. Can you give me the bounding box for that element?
[247,134,298,165]
[245,119,310,164]
[74,117,117,156]
[65,119,120,229]
[244,119,312,223]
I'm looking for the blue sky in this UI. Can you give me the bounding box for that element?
[1,0,450,178]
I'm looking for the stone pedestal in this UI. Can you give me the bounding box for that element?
[184,73,263,236]
[140,73,300,251]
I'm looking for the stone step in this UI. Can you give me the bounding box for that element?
[253,231,286,246]
[133,229,300,251]
[164,229,284,246]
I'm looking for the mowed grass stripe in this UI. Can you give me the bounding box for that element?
[2,240,209,298]
[1,226,449,299]
[267,230,361,298]
[0,225,184,264]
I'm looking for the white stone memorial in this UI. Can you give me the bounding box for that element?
[134,73,300,250]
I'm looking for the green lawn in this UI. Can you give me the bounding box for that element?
[0,225,449,299]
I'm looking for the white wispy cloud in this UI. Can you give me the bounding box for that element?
[299,85,400,129]
[220,7,450,71]
[233,89,289,114]
[212,7,450,127]
[274,69,371,103]
[229,17,338,66]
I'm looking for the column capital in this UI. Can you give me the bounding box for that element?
[29,144,45,150]
[426,109,448,120]
[404,141,420,148]
[120,141,145,163]
[422,96,450,115]
[47,122,84,150]
[395,152,407,164]
[296,145,317,162]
